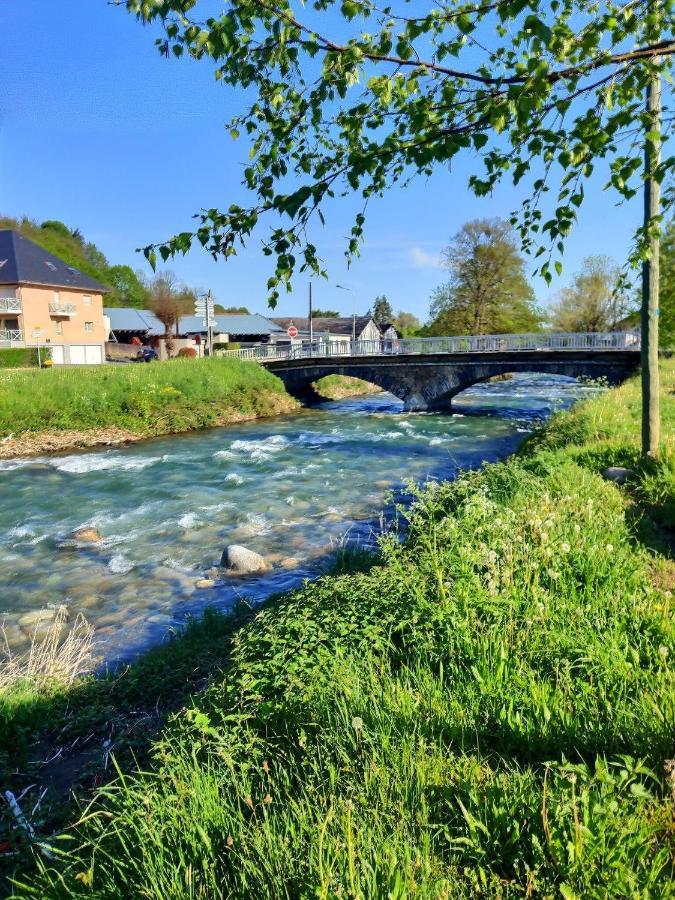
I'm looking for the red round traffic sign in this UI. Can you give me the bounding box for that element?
[287,325,298,338]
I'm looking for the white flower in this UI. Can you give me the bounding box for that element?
[561,542,571,554]
[605,544,614,553]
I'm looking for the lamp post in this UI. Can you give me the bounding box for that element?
[336,284,355,346]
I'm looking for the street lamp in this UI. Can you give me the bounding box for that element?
[335,284,355,343]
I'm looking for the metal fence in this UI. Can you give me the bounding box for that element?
[219,331,641,363]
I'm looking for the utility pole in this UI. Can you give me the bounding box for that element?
[641,66,661,457]
[308,281,313,354]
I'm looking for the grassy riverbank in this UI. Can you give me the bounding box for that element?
[0,358,298,457]
[4,363,675,897]
[314,374,382,400]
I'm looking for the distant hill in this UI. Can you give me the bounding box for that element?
[0,216,149,308]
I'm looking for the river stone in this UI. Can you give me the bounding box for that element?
[280,557,300,570]
[195,578,215,589]
[18,607,60,628]
[71,526,103,543]
[602,466,634,485]
[221,545,271,574]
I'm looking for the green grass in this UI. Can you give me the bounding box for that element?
[0,348,40,369]
[0,357,296,439]
[314,374,381,400]
[5,364,675,898]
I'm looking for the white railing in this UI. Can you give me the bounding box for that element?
[0,297,21,313]
[220,331,641,363]
[49,302,77,316]
[0,329,24,345]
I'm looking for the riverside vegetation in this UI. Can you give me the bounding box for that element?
[0,358,298,457]
[2,362,674,897]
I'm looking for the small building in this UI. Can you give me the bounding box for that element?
[270,315,381,344]
[379,322,400,342]
[0,229,108,364]
[105,308,283,357]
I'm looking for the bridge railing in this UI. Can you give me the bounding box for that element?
[219,331,640,363]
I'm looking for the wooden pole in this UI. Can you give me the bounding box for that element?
[641,66,661,457]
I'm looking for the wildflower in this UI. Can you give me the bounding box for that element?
[263,794,273,805]
[561,542,571,554]
[659,646,669,660]
[574,523,581,534]
[547,570,560,580]
[227,835,234,847]
[536,601,545,615]
[351,716,364,734]
[487,550,498,565]
[540,532,549,543]
[605,544,614,553]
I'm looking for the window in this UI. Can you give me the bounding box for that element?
[83,295,91,306]
[84,321,94,332]
[55,321,63,335]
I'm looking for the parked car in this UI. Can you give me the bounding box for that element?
[133,347,158,363]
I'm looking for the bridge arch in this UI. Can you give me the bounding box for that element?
[267,352,639,411]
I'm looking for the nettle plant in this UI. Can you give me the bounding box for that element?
[126,0,673,299]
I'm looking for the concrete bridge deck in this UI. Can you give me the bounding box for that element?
[224,333,641,410]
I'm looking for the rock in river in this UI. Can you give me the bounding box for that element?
[221,545,271,574]
[71,526,103,543]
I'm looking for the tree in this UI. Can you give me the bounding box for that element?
[127,0,672,454]
[394,311,421,337]
[424,219,541,336]
[312,308,340,318]
[107,265,150,309]
[372,296,394,326]
[128,2,672,294]
[216,305,250,314]
[550,256,635,332]
[659,219,675,348]
[146,271,191,355]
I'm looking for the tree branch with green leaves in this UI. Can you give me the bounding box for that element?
[124,0,673,303]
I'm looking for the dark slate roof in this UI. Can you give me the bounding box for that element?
[105,309,283,337]
[0,229,109,292]
[271,316,375,336]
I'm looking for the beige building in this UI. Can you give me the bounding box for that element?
[0,229,107,364]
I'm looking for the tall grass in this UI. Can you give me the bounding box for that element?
[9,363,675,898]
[0,358,295,438]
[0,608,95,693]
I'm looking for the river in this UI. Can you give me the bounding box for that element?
[0,374,597,664]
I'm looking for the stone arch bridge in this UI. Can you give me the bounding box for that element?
[230,334,641,411]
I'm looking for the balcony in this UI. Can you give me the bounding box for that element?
[0,297,21,314]
[0,329,24,346]
[49,302,77,317]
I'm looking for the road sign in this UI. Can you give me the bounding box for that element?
[287,325,298,338]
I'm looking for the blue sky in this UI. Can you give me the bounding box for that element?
[1,0,648,321]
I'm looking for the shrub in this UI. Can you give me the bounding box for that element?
[177,347,197,358]
[213,342,241,352]
[0,349,36,369]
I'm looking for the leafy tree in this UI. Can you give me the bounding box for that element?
[550,255,636,332]
[216,305,250,314]
[425,219,541,336]
[312,308,341,317]
[372,295,395,325]
[126,1,672,298]
[659,219,675,348]
[394,311,421,336]
[107,265,150,309]
[40,220,74,240]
